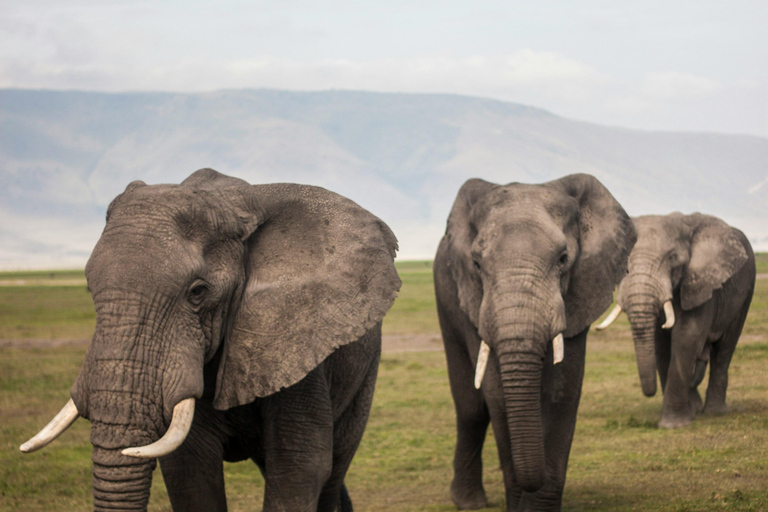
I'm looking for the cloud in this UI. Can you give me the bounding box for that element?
[2,45,608,98]
[6,44,760,135]
[639,71,722,101]
[596,70,764,134]
[1,4,764,137]
[605,71,723,114]
[3,0,767,138]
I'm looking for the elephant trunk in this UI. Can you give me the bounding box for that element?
[622,282,662,396]
[92,445,155,512]
[631,318,658,397]
[483,270,557,493]
[619,258,671,398]
[87,387,163,512]
[73,306,177,512]
[497,348,546,493]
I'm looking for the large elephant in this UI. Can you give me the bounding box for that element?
[20,169,401,512]
[434,174,636,511]
[595,213,755,428]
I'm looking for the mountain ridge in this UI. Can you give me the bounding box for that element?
[1,88,766,268]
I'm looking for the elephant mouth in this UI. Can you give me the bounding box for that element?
[596,299,674,331]
[20,397,196,459]
[474,333,565,389]
[120,397,196,458]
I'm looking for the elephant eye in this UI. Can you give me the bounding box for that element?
[473,259,481,272]
[188,282,209,305]
[559,252,569,266]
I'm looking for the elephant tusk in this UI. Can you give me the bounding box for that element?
[661,300,675,329]
[553,333,564,365]
[121,398,195,459]
[474,340,491,389]
[595,304,622,331]
[20,398,80,453]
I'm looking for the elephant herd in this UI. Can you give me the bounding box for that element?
[20,169,755,512]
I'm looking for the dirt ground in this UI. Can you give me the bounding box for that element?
[382,333,444,352]
[0,338,92,349]
[0,334,446,353]
[5,331,766,351]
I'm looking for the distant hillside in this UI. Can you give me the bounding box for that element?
[1,88,766,268]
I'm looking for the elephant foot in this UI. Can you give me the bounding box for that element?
[703,401,728,416]
[658,413,694,429]
[450,480,488,510]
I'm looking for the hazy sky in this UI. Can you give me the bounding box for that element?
[2,0,766,137]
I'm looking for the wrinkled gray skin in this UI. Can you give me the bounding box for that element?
[46,169,401,511]
[615,213,755,429]
[434,174,636,511]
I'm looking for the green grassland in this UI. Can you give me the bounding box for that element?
[1,257,767,511]
[383,260,439,335]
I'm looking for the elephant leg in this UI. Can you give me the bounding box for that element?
[692,343,710,388]
[444,334,491,510]
[159,401,228,512]
[704,313,746,415]
[704,340,735,415]
[261,369,334,512]
[316,350,380,512]
[689,380,704,414]
[659,302,714,428]
[686,343,710,413]
[517,329,588,512]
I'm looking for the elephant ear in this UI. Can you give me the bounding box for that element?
[442,178,498,327]
[210,178,400,409]
[548,174,637,337]
[680,214,748,311]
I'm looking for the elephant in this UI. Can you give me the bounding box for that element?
[595,213,755,428]
[434,174,636,511]
[20,168,401,512]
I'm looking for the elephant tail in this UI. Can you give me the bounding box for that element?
[339,482,353,512]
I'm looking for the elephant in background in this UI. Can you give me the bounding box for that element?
[434,174,636,511]
[21,169,401,512]
[596,213,755,428]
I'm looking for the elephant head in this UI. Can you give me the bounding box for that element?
[600,213,748,397]
[442,174,636,491]
[20,169,400,511]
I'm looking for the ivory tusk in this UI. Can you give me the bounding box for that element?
[595,304,622,331]
[661,300,675,329]
[121,398,195,458]
[553,333,564,365]
[474,341,491,389]
[20,398,80,453]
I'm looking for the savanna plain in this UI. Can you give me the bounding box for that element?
[2,257,767,511]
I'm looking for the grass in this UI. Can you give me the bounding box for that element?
[1,259,767,511]
[0,286,94,340]
[755,252,768,274]
[0,269,86,282]
[0,269,92,340]
[384,260,439,335]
